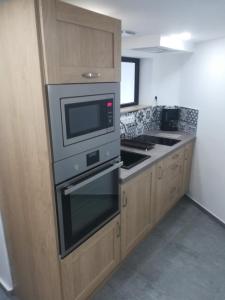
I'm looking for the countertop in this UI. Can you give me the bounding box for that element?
[120,131,196,183]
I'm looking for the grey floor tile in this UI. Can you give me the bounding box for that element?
[175,212,225,261]
[214,284,225,300]
[138,241,221,299]
[91,284,123,300]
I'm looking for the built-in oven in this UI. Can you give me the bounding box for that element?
[56,158,122,257]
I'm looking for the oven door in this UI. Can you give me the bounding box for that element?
[56,160,122,257]
[61,94,115,146]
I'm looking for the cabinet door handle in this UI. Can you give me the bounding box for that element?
[82,72,101,79]
[157,166,163,179]
[122,191,128,207]
[116,222,121,238]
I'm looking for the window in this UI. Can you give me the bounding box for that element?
[121,57,140,107]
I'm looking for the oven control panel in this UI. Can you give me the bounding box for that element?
[87,150,100,166]
[54,140,120,184]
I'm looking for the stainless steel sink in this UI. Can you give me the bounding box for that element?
[121,150,150,170]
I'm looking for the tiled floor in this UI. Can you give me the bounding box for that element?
[1,196,225,300]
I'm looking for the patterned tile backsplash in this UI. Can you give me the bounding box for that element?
[120,106,199,138]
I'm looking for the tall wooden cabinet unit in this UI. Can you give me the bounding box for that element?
[38,0,121,84]
[0,1,121,300]
[0,1,62,300]
[120,167,154,259]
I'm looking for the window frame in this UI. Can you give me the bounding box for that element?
[120,57,140,108]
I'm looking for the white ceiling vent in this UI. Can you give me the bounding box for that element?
[134,46,177,54]
[122,35,194,57]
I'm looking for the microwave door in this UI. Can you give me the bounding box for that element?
[57,161,122,257]
[61,94,115,146]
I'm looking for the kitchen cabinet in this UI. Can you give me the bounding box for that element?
[60,216,121,300]
[120,168,154,259]
[153,148,184,224]
[152,159,167,224]
[38,0,121,84]
[165,147,185,208]
[182,142,194,195]
[1,1,122,299]
[152,143,193,226]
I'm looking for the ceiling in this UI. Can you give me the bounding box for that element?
[65,0,225,43]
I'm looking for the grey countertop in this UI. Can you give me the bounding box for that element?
[120,131,196,183]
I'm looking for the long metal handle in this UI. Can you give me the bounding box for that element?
[122,191,127,207]
[116,222,121,238]
[64,161,123,195]
[82,72,101,79]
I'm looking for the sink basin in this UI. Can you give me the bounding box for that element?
[121,150,150,170]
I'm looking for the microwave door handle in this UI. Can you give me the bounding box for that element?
[64,161,123,196]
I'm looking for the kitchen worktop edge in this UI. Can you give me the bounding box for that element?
[120,131,196,183]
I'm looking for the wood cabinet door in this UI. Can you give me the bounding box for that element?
[38,0,121,84]
[153,160,167,224]
[182,142,194,195]
[165,147,185,208]
[153,147,185,224]
[60,216,121,300]
[121,168,153,259]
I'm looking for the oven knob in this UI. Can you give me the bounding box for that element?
[74,164,79,171]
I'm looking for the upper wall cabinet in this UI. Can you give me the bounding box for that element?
[38,0,121,84]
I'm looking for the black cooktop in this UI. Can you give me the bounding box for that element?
[134,135,181,146]
[121,134,181,150]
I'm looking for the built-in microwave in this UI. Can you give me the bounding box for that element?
[47,83,120,183]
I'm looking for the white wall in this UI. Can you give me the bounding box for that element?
[139,53,190,106]
[179,38,225,223]
[139,38,225,223]
[0,212,13,291]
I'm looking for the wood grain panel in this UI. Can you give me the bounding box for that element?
[58,21,114,68]
[0,1,62,299]
[60,216,121,300]
[37,0,121,83]
[121,168,153,259]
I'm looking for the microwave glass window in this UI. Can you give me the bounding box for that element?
[64,98,114,140]
[65,103,101,138]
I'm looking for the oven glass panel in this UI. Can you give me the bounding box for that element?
[61,168,119,255]
[64,98,113,139]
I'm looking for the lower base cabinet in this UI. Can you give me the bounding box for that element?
[120,167,154,259]
[60,216,121,300]
[153,146,187,225]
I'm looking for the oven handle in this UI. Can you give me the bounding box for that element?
[64,161,123,196]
